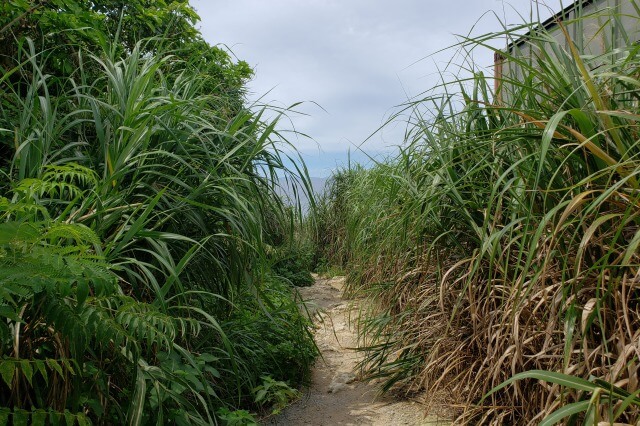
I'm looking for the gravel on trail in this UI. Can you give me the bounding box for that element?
[264,275,451,426]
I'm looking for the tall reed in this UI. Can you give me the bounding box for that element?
[319,4,640,424]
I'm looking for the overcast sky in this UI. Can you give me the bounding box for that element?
[191,0,565,177]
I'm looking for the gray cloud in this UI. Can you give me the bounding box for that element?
[192,1,564,175]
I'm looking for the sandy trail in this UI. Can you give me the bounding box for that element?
[264,275,449,426]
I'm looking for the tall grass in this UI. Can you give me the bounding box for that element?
[0,37,316,423]
[317,5,640,424]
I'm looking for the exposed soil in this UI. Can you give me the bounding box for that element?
[264,275,450,426]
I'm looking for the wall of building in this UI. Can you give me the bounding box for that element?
[494,0,639,99]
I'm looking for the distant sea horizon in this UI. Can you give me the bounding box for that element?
[277,176,328,212]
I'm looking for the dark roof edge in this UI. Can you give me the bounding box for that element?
[506,0,597,51]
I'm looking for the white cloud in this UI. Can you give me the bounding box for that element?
[192,0,564,174]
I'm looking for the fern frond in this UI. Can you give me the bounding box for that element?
[42,164,98,189]
[0,401,91,425]
[9,164,97,208]
[115,298,178,351]
[0,197,49,221]
[0,357,77,388]
[43,222,102,253]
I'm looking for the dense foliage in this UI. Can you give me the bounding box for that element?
[316,7,640,425]
[0,2,316,424]
[270,243,315,288]
[0,0,251,121]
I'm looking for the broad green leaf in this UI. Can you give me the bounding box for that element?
[34,360,48,385]
[61,359,76,376]
[0,306,23,322]
[12,409,28,426]
[0,408,9,426]
[76,413,90,426]
[0,359,16,387]
[76,279,90,308]
[484,370,596,401]
[64,410,75,426]
[255,389,267,404]
[49,411,63,426]
[20,359,33,386]
[46,359,64,378]
[31,410,47,426]
[539,400,591,426]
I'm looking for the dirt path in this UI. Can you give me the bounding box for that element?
[264,275,449,426]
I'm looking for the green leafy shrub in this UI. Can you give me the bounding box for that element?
[222,276,318,400]
[0,14,315,424]
[253,375,301,415]
[270,242,315,287]
[216,407,258,426]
